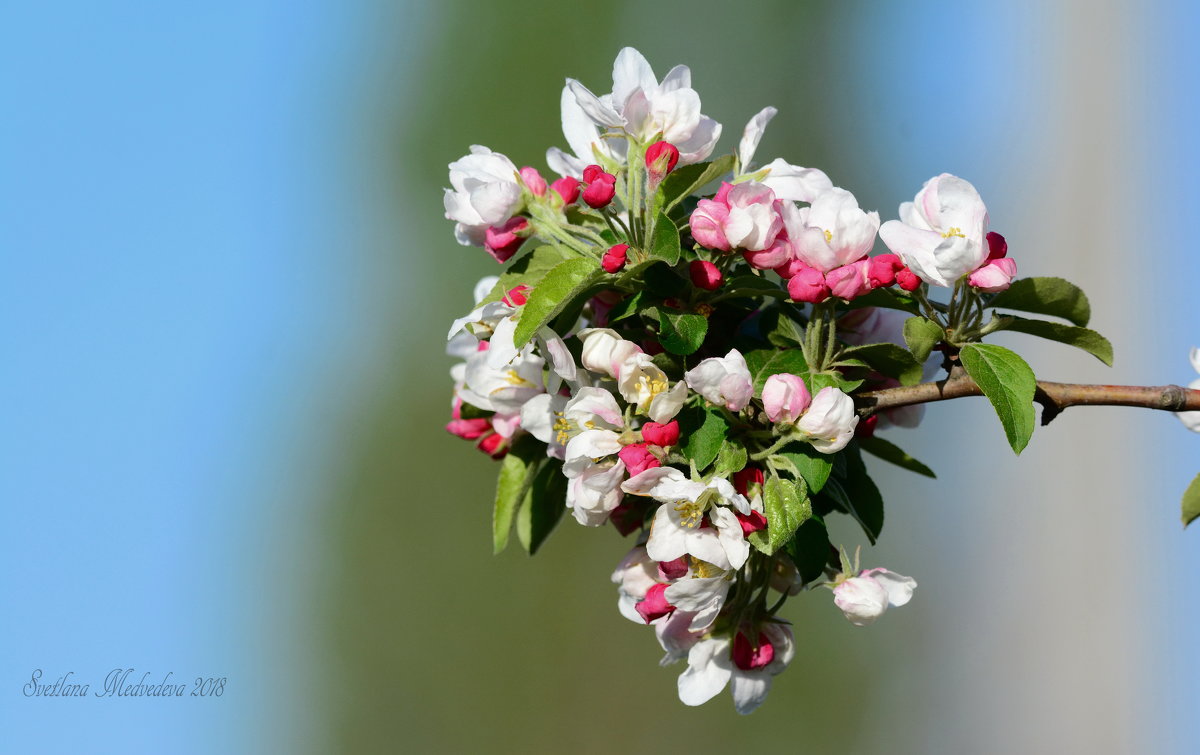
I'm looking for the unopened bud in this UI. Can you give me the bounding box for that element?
[787,267,830,303]
[645,140,680,183]
[582,165,617,209]
[551,176,580,206]
[735,510,768,536]
[689,260,723,290]
[618,443,661,477]
[483,217,529,263]
[895,267,922,292]
[602,243,629,274]
[502,285,530,307]
[732,630,775,670]
[635,583,675,624]
[519,166,547,197]
[641,420,680,447]
[477,432,507,459]
[867,253,903,288]
[986,231,1008,261]
[657,556,689,580]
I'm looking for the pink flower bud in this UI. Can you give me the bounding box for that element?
[733,467,764,497]
[446,418,491,440]
[657,557,689,580]
[635,583,675,624]
[743,237,791,270]
[519,166,546,197]
[689,259,723,290]
[762,373,812,423]
[826,260,872,301]
[968,257,1017,293]
[483,217,529,263]
[774,256,808,279]
[986,231,1008,261]
[787,267,830,303]
[867,253,903,288]
[618,443,661,478]
[735,509,768,536]
[477,432,507,459]
[602,243,629,274]
[895,267,922,292]
[645,140,680,182]
[551,176,580,205]
[582,168,617,209]
[732,630,775,671]
[502,285,530,307]
[609,498,649,536]
[641,420,680,447]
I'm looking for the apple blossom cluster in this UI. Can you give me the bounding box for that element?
[440,47,1192,712]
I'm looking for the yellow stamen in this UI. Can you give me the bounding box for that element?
[823,228,833,243]
[689,557,722,579]
[503,369,535,388]
[941,226,965,239]
[673,499,704,528]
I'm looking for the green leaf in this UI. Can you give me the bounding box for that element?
[1182,473,1200,528]
[480,245,576,304]
[842,446,885,543]
[787,517,831,585]
[775,442,834,493]
[513,258,599,348]
[959,343,1037,454]
[996,315,1114,367]
[713,439,748,478]
[493,438,542,554]
[661,154,735,211]
[846,288,922,315]
[642,261,687,298]
[653,307,709,355]
[515,460,568,555]
[989,276,1091,327]
[458,403,492,421]
[679,406,729,471]
[751,350,810,394]
[903,316,944,363]
[858,436,936,478]
[606,290,649,324]
[749,474,811,555]
[650,212,682,265]
[758,307,806,349]
[807,370,863,394]
[840,343,923,386]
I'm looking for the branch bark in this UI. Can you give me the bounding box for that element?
[855,367,1200,426]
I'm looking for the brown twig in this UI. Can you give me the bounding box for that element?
[855,367,1200,426]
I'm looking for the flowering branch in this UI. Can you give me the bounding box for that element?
[856,368,1200,425]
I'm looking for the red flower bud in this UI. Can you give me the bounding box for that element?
[855,413,879,439]
[986,231,1008,261]
[618,443,661,477]
[551,176,580,205]
[635,583,675,624]
[602,243,629,274]
[733,466,765,497]
[477,432,507,459]
[895,267,922,292]
[645,140,680,182]
[735,510,768,536]
[582,167,617,209]
[483,217,529,263]
[732,630,775,671]
[502,285,530,307]
[689,260,724,290]
[446,418,491,440]
[657,556,689,580]
[787,267,830,303]
[641,420,680,447]
[867,253,903,288]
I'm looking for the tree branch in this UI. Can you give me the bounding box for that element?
[855,367,1200,426]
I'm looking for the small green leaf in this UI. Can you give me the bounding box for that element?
[480,245,576,304]
[458,403,492,421]
[749,474,811,555]
[606,290,649,324]
[775,442,834,493]
[846,288,922,315]
[786,517,831,584]
[858,436,936,478]
[989,276,1091,327]
[1182,473,1200,528]
[651,212,681,265]
[642,261,687,298]
[751,350,810,394]
[840,342,923,386]
[515,460,567,555]
[996,315,1114,367]
[653,307,709,355]
[513,258,599,348]
[493,438,541,554]
[842,446,884,543]
[903,316,944,364]
[661,154,735,211]
[713,439,748,478]
[959,343,1037,454]
[679,406,729,471]
[758,307,806,349]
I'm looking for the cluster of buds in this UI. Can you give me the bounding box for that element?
[432,45,1165,714]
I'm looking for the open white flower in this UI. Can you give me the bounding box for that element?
[561,387,628,476]
[567,459,626,526]
[784,187,880,273]
[444,145,522,246]
[664,569,733,632]
[460,345,544,415]
[622,467,750,570]
[879,173,990,287]
[617,353,688,423]
[550,47,722,175]
[676,623,795,714]
[1178,347,1200,432]
[795,387,858,454]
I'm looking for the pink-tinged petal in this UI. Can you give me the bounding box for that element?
[759,158,833,203]
[968,257,1018,293]
[674,116,722,165]
[621,466,686,496]
[826,260,872,301]
[635,582,675,623]
[677,637,733,706]
[787,266,830,303]
[658,556,690,581]
[566,78,625,128]
[564,386,623,429]
[742,237,790,270]
[833,576,890,626]
[690,199,732,251]
[861,568,917,607]
[878,219,949,286]
[763,373,811,424]
[729,671,772,715]
[617,443,661,478]
[611,47,657,108]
